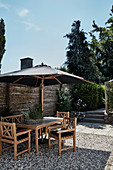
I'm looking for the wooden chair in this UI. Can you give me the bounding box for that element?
[48,117,77,156]
[0,114,24,123]
[53,111,70,127]
[0,122,31,160]
[56,111,69,118]
[0,114,25,132]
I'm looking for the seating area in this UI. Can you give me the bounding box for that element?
[0,113,113,169]
[0,120,112,169]
[0,113,77,160]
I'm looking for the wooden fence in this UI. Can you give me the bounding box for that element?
[0,83,71,116]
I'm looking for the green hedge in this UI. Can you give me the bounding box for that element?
[71,84,105,111]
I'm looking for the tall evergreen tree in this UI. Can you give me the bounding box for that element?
[0,18,6,72]
[65,20,101,83]
[90,6,113,82]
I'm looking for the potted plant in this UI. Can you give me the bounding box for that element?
[27,104,43,123]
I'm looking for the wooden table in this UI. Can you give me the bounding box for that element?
[17,117,63,153]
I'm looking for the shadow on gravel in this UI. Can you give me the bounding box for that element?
[0,144,111,170]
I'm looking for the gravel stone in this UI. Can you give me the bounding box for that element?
[0,126,113,170]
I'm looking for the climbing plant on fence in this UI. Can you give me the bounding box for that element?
[56,87,72,112]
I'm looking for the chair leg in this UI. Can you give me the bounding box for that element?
[0,140,2,156]
[28,132,31,153]
[48,135,51,149]
[73,133,76,152]
[39,129,41,138]
[62,140,65,146]
[58,134,61,156]
[45,127,47,139]
[14,143,17,161]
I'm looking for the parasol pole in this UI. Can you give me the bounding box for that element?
[41,78,44,112]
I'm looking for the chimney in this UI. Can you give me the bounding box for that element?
[20,57,33,70]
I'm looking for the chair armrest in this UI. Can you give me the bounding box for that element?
[16,129,31,136]
[57,128,75,133]
[48,125,62,130]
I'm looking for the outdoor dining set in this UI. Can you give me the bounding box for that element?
[0,112,77,161]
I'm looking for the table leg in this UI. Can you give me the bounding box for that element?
[35,128,38,153]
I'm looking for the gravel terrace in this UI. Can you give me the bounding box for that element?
[0,123,113,170]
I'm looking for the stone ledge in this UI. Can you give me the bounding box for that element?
[104,113,113,124]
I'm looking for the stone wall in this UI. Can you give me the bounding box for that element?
[104,112,113,124]
[105,82,113,124]
[9,84,40,114]
[43,85,60,116]
[0,83,7,109]
[0,82,66,116]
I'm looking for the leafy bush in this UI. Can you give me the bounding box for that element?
[97,85,105,108]
[71,84,105,111]
[74,99,87,111]
[28,104,43,119]
[56,87,72,112]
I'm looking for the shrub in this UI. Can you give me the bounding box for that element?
[73,99,87,111]
[71,84,105,111]
[97,85,105,108]
[56,87,72,112]
[28,104,43,119]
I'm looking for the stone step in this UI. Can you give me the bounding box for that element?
[86,111,105,115]
[85,114,104,119]
[83,118,104,123]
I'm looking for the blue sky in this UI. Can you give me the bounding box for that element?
[0,0,113,73]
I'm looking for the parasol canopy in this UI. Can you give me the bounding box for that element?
[0,63,92,86]
[0,63,93,111]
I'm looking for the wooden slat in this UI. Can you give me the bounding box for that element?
[57,111,69,118]
[61,146,73,151]
[17,149,29,156]
[2,145,14,151]
[17,138,29,144]
[61,136,74,140]
[1,138,14,144]
[58,129,75,133]
[50,142,58,145]
[16,129,31,136]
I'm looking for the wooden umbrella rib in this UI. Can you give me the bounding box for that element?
[13,75,43,84]
[50,75,62,84]
[35,78,38,87]
[54,77,62,84]
[13,76,25,83]
[29,75,42,79]
[45,74,64,79]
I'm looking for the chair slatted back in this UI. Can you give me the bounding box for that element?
[0,122,16,140]
[62,118,76,129]
[1,114,24,123]
[57,111,69,118]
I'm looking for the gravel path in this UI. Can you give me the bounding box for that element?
[0,132,113,170]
